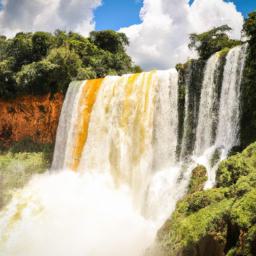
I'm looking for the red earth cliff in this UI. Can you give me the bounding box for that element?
[0,93,64,147]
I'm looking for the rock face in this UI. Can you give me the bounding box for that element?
[0,93,63,147]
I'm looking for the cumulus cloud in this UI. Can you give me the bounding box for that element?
[121,0,244,70]
[0,0,102,37]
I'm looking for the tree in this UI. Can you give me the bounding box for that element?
[189,25,241,60]
[240,11,256,147]
[6,32,33,71]
[0,60,16,98]
[0,30,141,99]
[15,60,59,95]
[243,11,256,41]
[32,32,53,61]
[89,30,129,54]
[0,36,7,61]
[47,47,82,92]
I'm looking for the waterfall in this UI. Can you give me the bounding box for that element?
[194,53,221,156]
[0,69,183,256]
[52,81,85,170]
[215,44,248,152]
[179,60,204,161]
[0,45,248,256]
[193,44,247,188]
[153,70,178,170]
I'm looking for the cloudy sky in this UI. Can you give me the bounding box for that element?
[0,0,255,70]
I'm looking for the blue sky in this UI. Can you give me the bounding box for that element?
[95,0,143,31]
[95,0,256,31]
[228,0,256,17]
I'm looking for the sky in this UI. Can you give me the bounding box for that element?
[0,0,255,70]
[94,0,256,31]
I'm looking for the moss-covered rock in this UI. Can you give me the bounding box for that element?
[188,165,207,194]
[157,142,256,256]
[216,142,256,187]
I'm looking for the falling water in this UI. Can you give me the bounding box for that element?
[179,60,204,161]
[0,45,248,256]
[153,70,178,170]
[52,81,85,170]
[0,70,185,256]
[194,44,247,188]
[204,44,248,187]
[215,44,248,152]
[194,53,221,156]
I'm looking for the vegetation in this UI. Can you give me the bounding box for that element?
[187,165,207,194]
[241,11,256,148]
[0,138,53,209]
[0,30,140,98]
[0,152,50,209]
[157,142,256,256]
[189,25,241,61]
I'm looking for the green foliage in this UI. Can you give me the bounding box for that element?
[216,142,256,187]
[157,142,256,256]
[8,137,53,155]
[32,32,54,61]
[243,12,256,42]
[0,30,141,99]
[189,25,241,60]
[0,137,54,208]
[241,11,256,148]
[90,30,129,54]
[0,60,16,99]
[6,32,34,71]
[158,189,231,255]
[15,60,60,95]
[46,47,82,93]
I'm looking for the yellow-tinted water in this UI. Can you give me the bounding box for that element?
[70,79,103,171]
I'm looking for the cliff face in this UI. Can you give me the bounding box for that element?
[0,93,64,147]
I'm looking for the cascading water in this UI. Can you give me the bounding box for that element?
[0,70,186,256]
[194,52,221,156]
[193,44,248,188]
[215,44,248,152]
[0,45,248,256]
[179,60,204,161]
[52,81,86,170]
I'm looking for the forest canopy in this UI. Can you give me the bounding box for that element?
[0,30,141,98]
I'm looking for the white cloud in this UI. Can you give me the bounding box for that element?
[0,0,102,37]
[121,0,244,70]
